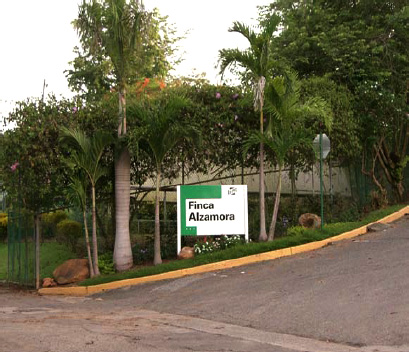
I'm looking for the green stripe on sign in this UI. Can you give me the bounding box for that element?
[180,185,222,235]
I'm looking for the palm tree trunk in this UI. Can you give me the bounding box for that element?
[259,108,267,242]
[83,210,95,278]
[91,184,100,276]
[154,165,162,265]
[268,165,282,241]
[114,86,133,271]
[113,148,133,271]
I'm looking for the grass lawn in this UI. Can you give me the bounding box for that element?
[79,203,407,287]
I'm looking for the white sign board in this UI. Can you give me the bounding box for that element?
[177,185,248,254]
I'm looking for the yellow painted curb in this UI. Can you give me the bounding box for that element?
[38,205,409,297]
[378,205,409,224]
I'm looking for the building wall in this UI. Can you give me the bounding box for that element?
[138,163,351,202]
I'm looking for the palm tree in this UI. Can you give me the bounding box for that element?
[129,92,199,265]
[65,173,95,278]
[74,0,147,271]
[245,73,333,240]
[219,15,280,242]
[60,127,113,275]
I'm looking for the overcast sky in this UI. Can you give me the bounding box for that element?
[0,0,272,127]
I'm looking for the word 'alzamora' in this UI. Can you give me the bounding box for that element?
[188,201,235,221]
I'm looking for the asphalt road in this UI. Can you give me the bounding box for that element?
[1,215,409,352]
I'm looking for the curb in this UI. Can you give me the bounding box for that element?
[38,205,409,297]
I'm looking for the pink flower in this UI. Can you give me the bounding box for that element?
[72,107,78,113]
[215,92,221,99]
[232,93,239,100]
[234,115,239,121]
[10,162,19,172]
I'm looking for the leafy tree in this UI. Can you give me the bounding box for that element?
[129,90,199,265]
[300,76,360,164]
[219,14,280,241]
[1,97,80,212]
[60,127,113,275]
[68,3,180,101]
[264,0,409,201]
[72,0,179,271]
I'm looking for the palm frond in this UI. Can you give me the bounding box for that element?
[65,172,89,211]
[218,48,257,77]
[130,91,199,166]
[229,22,257,45]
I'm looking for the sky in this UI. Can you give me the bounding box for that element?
[0,0,272,128]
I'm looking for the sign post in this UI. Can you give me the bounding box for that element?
[177,185,248,254]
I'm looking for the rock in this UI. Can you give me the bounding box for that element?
[298,213,321,229]
[178,246,195,260]
[42,277,57,288]
[53,259,90,285]
[367,222,390,232]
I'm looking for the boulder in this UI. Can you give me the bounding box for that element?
[178,246,195,260]
[53,259,90,285]
[42,277,57,288]
[298,213,321,229]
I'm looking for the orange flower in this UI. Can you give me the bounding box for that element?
[142,77,150,88]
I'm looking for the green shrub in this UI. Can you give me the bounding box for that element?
[287,226,305,236]
[42,210,68,239]
[56,219,82,253]
[0,213,7,242]
[98,252,115,275]
[132,229,177,264]
[132,242,154,264]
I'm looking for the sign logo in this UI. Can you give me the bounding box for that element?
[228,187,237,196]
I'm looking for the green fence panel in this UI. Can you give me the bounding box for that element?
[7,210,36,287]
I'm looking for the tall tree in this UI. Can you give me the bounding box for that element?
[265,0,409,202]
[129,90,199,265]
[219,14,280,241]
[245,72,332,240]
[60,127,113,275]
[72,0,177,271]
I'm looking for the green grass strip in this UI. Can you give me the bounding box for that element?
[79,204,405,287]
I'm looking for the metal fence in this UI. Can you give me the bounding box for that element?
[7,210,37,287]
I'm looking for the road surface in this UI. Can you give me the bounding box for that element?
[1,215,409,351]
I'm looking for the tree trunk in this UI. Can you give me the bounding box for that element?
[154,165,162,265]
[91,184,100,276]
[268,165,282,241]
[259,108,267,242]
[113,148,133,271]
[114,86,133,271]
[83,210,95,278]
[396,181,404,202]
[35,214,41,290]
